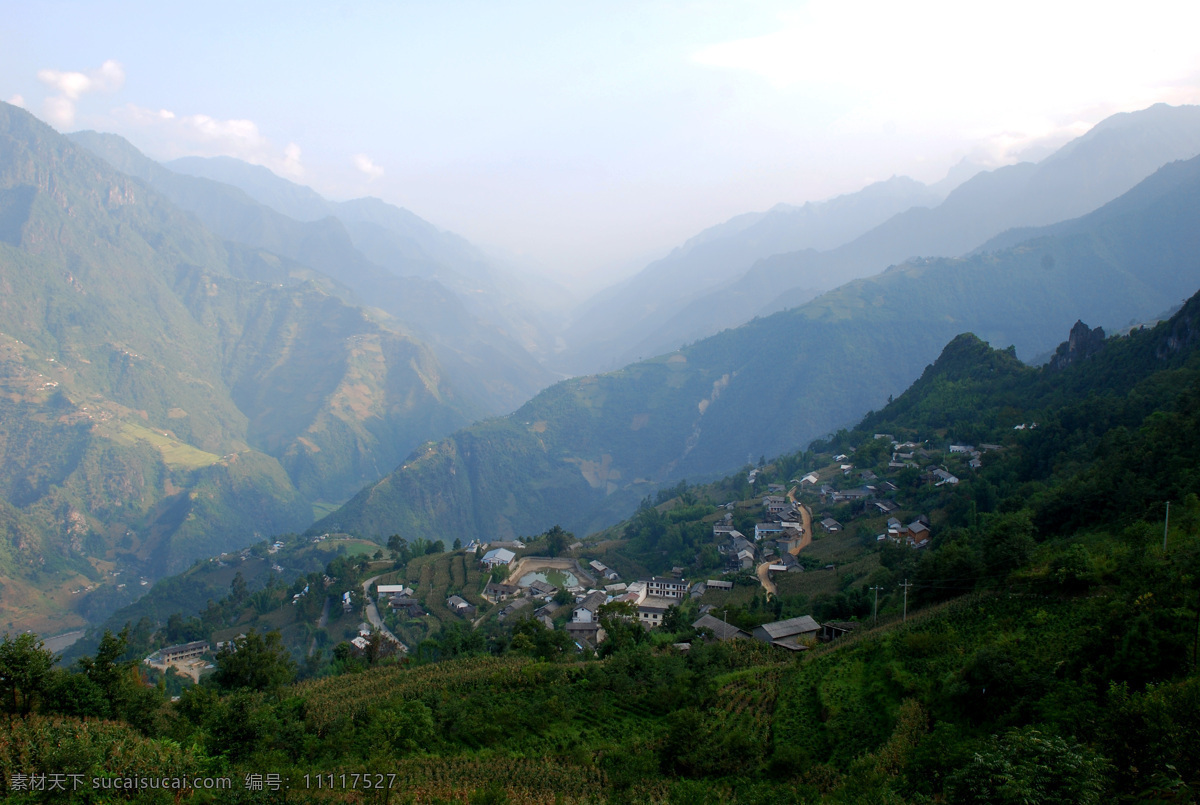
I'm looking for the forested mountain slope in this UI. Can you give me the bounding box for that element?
[0,103,482,634]
[71,132,556,416]
[167,153,568,362]
[319,153,1200,545]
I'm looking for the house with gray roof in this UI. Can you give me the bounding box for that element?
[483,582,520,602]
[636,596,675,628]
[691,614,751,641]
[752,615,821,650]
[571,590,608,623]
[497,597,531,621]
[566,620,605,648]
[446,595,477,617]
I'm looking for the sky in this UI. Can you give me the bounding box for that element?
[4,0,1200,288]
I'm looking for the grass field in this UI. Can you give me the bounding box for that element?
[310,500,342,520]
[313,538,382,557]
[112,421,221,470]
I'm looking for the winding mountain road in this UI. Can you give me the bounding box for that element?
[361,574,408,652]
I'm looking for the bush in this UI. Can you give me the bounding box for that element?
[946,727,1108,804]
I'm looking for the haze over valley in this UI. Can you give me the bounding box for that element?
[4,6,1200,801]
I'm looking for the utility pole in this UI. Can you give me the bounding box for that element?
[899,579,913,622]
[870,585,883,625]
[1164,501,1171,552]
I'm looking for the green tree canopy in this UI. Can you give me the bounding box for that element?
[0,632,55,715]
[212,629,296,692]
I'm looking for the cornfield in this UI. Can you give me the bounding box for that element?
[295,656,539,732]
[0,715,207,799]
[708,667,781,745]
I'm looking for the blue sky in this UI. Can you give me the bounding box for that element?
[4,0,1200,286]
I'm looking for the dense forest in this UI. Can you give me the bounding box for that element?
[4,294,1200,803]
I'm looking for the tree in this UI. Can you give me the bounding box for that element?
[542,525,571,557]
[661,605,685,634]
[212,629,296,692]
[78,628,132,713]
[0,633,55,715]
[229,571,249,606]
[374,699,435,755]
[598,601,646,655]
[509,617,573,660]
[73,627,161,729]
[363,631,386,666]
[980,511,1036,576]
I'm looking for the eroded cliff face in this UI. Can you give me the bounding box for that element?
[1156,298,1200,359]
[1048,320,1107,371]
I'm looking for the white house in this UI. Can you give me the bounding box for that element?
[481,547,516,567]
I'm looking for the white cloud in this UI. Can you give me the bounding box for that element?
[8,94,26,108]
[110,103,307,180]
[36,59,125,128]
[282,142,304,178]
[115,103,268,156]
[183,113,269,150]
[353,153,384,179]
[694,0,1200,162]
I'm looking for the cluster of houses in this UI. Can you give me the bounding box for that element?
[561,574,692,646]
[349,623,373,652]
[714,494,808,573]
[787,436,1006,551]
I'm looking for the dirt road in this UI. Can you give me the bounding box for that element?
[756,561,778,599]
[361,575,408,651]
[786,488,814,555]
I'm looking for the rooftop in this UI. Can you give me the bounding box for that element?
[757,615,821,639]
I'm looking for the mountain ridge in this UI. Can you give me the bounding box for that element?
[316,151,1200,545]
[568,103,1200,372]
[0,102,494,634]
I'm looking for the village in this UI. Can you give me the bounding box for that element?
[341,432,998,658]
[141,432,997,672]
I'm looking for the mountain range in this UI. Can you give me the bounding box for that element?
[318,150,1200,544]
[558,103,1200,374]
[0,102,552,635]
[4,99,1200,638]
[69,133,558,417]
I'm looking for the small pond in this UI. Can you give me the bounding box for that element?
[517,568,578,589]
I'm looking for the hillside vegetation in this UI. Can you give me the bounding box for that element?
[0,102,490,635]
[6,290,1200,802]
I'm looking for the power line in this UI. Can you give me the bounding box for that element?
[899,579,913,622]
